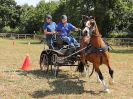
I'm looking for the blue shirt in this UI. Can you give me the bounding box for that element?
[56,22,76,36]
[43,22,57,39]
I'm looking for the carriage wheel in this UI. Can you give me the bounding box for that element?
[50,65,53,72]
[40,53,49,73]
[54,64,59,77]
[52,53,59,77]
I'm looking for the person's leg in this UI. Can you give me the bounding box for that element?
[47,38,54,49]
[62,36,75,47]
[70,36,80,47]
[50,37,54,49]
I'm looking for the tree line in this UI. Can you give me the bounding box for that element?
[0,0,133,37]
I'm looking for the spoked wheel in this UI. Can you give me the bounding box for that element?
[50,65,53,72]
[40,53,49,73]
[54,64,59,77]
[51,53,59,77]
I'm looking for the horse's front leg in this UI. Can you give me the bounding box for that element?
[107,62,114,85]
[95,64,110,93]
[83,60,90,77]
[104,53,114,85]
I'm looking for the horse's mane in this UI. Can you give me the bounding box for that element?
[90,21,101,36]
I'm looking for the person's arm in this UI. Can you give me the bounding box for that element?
[69,23,81,32]
[74,27,81,31]
[55,23,62,35]
[44,29,55,35]
[43,23,56,35]
[54,22,59,35]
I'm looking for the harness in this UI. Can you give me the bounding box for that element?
[85,44,109,65]
[91,45,109,53]
[85,44,109,54]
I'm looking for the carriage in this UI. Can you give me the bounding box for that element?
[39,32,83,77]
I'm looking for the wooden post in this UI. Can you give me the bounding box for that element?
[33,34,35,40]
[18,34,19,39]
[25,34,26,39]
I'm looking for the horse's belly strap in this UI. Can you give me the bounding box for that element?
[85,44,109,55]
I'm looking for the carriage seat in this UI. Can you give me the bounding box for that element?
[53,36,68,49]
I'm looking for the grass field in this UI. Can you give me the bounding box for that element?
[0,38,133,99]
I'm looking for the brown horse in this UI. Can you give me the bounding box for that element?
[78,20,114,92]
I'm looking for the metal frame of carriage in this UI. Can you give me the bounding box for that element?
[39,31,85,77]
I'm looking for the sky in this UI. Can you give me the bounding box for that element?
[15,0,59,7]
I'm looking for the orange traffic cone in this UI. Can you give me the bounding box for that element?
[21,54,30,70]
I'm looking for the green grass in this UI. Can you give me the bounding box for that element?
[0,38,133,99]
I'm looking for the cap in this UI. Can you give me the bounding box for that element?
[46,15,52,19]
[89,16,94,20]
[61,15,67,19]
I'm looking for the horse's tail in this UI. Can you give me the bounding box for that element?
[89,64,95,77]
[77,61,84,73]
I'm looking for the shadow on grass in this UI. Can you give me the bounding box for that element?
[32,78,86,98]
[27,70,104,98]
[19,41,42,45]
[31,79,105,98]
[111,49,133,54]
[4,69,105,98]
[16,69,71,79]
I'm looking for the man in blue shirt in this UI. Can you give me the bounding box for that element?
[56,15,80,48]
[43,15,57,49]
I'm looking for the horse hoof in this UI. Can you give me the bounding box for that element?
[40,68,44,71]
[104,88,110,93]
[109,79,114,85]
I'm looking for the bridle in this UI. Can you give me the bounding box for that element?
[84,20,102,37]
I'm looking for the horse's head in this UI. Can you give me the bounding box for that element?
[82,17,103,38]
[82,19,96,37]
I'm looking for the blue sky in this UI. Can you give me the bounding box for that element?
[15,0,59,6]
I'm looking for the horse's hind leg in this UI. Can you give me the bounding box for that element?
[108,66,114,85]
[95,71,101,83]
[105,59,114,85]
[95,64,109,92]
[93,64,101,83]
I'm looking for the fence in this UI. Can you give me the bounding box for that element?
[0,33,35,39]
[0,33,133,46]
[105,38,133,46]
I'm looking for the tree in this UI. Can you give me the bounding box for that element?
[19,1,58,34]
[93,0,133,36]
[54,0,133,37]
[0,0,132,37]
[0,0,21,31]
